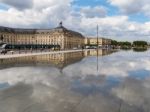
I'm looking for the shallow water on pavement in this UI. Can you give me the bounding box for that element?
[0,49,150,112]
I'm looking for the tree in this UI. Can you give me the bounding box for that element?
[111,40,118,46]
[133,41,148,47]
[118,41,132,46]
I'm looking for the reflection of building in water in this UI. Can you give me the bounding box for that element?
[35,51,85,68]
[0,52,84,68]
[0,49,116,69]
[84,49,115,56]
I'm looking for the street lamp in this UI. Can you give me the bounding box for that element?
[36,39,37,52]
[31,37,34,53]
[18,40,21,54]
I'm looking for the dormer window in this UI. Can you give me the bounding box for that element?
[59,21,63,27]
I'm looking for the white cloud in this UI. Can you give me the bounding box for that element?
[0,8,47,28]
[77,16,150,40]
[0,0,72,28]
[0,0,150,41]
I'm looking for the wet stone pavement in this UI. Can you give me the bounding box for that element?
[0,49,150,112]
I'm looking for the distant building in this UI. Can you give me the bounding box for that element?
[85,37,111,47]
[0,22,85,49]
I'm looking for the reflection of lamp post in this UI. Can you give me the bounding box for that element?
[69,43,71,49]
[41,41,44,52]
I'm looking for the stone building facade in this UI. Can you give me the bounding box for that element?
[0,23,85,49]
[84,37,111,47]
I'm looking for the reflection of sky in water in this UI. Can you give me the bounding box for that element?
[0,83,9,90]
[0,49,150,112]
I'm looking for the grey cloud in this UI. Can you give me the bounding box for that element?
[81,6,107,18]
[121,4,143,14]
[108,0,150,15]
[0,0,33,10]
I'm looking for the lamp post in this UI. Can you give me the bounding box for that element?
[31,37,34,53]
[96,25,99,72]
[18,40,21,54]
[97,25,99,49]
[36,39,37,52]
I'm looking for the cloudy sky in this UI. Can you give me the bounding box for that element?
[0,0,150,41]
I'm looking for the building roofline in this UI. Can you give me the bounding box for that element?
[0,25,85,38]
[86,37,111,40]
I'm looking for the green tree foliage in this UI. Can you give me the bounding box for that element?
[111,40,132,49]
[133,41,148,47]
[111,39,148,49]
[118,41,132,46]
[111,40,118,46]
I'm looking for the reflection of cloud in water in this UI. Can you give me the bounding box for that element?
[112,77,150,111]
[0,82,139,112]
[0,50,150,111]
[0,66,141,112]
[63,50,150,78]
[0,67,62,87]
